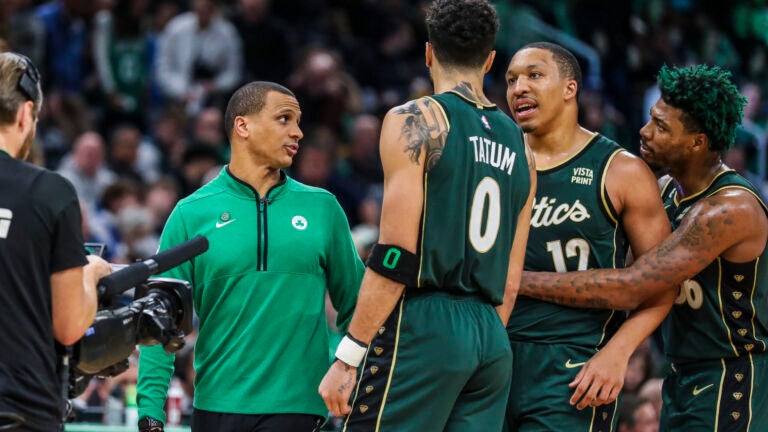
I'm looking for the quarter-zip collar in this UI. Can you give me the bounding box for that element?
[219,166,288,271]
[221,165,288,201]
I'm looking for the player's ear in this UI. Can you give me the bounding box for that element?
[17,100,35,134]
[692,133,708,151]
[425,42,433,68]
[564,80,578,101]
[233,115,250,139]
[482,50,496,74]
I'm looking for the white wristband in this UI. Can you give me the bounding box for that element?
[335,334,368,367]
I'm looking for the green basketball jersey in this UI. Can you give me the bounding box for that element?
[661,171,768,363]
[414,91,531,305]
[507,134,628,347]
[109,37,148,113]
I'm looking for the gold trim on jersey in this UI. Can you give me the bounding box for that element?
[673,169,735,205]
[596,150,624,350]
[414,97,446,289]
[444,90,496,109]
[708,185,768,215]
[535,132,598,171]
[717,257,740,357]
[596,310,616,349]
[587,400,618,432]
[600,149,624,226]
[748,259,767,352]
[344,340,372,432]
[374,296,405,432]
[423,96,450,131]
[748,353,755,432]
[714,358,727,431]
[417,171,429,288]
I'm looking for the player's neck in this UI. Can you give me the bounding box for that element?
[432,69,489,105]
[528,123,594,167]
[670,157,725,199]
[229,156,282,197]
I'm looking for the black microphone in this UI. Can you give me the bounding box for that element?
[97,236,209,300]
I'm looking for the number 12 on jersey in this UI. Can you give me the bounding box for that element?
[546,239,590,272]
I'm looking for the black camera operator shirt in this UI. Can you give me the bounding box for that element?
[0,151,87,430]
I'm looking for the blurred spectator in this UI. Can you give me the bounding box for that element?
[229,0,294,83]
[287,46,362,133]
[190,106,228,161]
[3,0,46,68]
[35,0,94,94]
[637,377,663,423]
[350,185,382,261]
[58,131,117,208]
[144,177,180,235]
[340,113,382,184]
[152,107,189,174]
[723,134,765,195]
[176,143,220,197]
[618,397,659,432]
[36,85,94,169]
[89,180,145,263]
[93,0,153,129]
[291,133,370,228]
[155,0,242,116]
[115,205,159,261]
[108,124,145,185]
[624,343,655,397]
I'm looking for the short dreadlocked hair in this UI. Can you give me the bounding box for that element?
[425,0,499,69]
[657,64,747,152]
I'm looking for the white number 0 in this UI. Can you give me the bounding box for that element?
[469,177,501,253]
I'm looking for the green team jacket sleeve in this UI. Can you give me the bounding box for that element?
[137,205,192,423]
[326,199,365,332]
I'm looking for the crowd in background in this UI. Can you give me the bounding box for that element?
[1,0,767,430]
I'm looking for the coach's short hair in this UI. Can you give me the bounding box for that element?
[0,52,42,126]
[520,42,582,97]
[224,81,296,139]
[425,0,499,69]
[657,64,746,152]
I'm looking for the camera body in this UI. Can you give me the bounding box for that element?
[62,245,195,400]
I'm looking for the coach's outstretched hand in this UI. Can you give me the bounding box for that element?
[138,416,164,432]
[319,360,356,417]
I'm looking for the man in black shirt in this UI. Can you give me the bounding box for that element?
[0,52,112,431]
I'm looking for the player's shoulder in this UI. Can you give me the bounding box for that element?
[706,180,767,216]
[604,144,652,178]
[386,96,437,118]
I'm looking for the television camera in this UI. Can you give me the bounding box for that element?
[60,236,208,401]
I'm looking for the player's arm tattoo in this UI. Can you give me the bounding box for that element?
[521,196,738,310]
[336,362,355,395]
[451,81,491,105]
[394,99,447,171]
